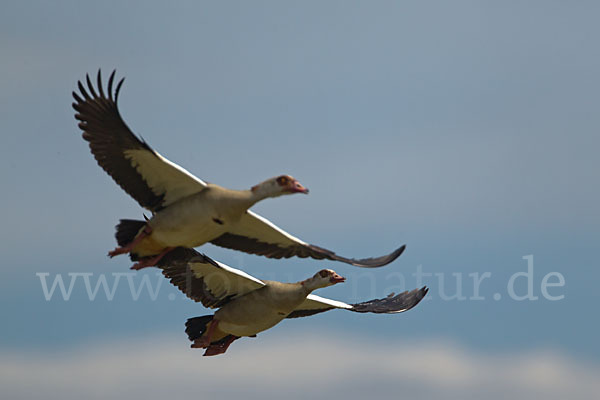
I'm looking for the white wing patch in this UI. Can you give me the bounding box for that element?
[187,257,264,301]
[236,210,309,247]
[212,259,266,287]
[296,294,353,311]
[124,149,207,207]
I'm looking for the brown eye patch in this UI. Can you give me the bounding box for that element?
[319,270,330,278]
[276,176,290,186]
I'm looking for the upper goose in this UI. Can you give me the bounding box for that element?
[156,247,428,356]
[73,70,406,269]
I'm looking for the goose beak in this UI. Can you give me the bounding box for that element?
[290,180,309,194]
[331,273,346,284]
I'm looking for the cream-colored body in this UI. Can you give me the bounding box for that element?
[215,281,309,337]
[134,185,256,256]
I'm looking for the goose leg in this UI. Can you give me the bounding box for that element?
[130,247,174,270]
[108,225,152,257]
[191,318,219,349]
[203,335,239,357]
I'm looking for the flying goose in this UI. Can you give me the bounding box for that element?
[156,247,428,356]
[72,70,406,269]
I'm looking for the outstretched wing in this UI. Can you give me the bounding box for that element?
[286,287,428,318]
[210,211,406,268]
[157,247,264,308]
[72,70,207,212]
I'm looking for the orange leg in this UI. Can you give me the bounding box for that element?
[130,247,174,270]
[108,225,152,258]
[203,335,239,357]
[191,318,219,349]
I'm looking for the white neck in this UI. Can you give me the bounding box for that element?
[300,277,328,293]
[249,184,281,203]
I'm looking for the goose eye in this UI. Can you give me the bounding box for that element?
[276,176,289,186]
[319,270,329,278]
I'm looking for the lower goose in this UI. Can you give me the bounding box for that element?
[157,248,428,356]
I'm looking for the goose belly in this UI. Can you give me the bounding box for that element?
[147,196,229,248]
[214,286,306,337]
[150,215,224,248]
[216,305,289,337]
[218,315,288,337]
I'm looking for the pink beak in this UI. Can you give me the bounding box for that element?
[330,273,346,284]
[290,180,309,194]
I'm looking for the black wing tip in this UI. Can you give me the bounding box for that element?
[388,244,406,260]
[406,285,429,309]
[349,243,407,268]
[305,242,407,268]
[115,77,125,102]
[411,286,429,309]
[390,244,406,260]
[73,68,122,104]
[350,285,428,314]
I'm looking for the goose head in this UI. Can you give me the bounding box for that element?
[251,175,309,199]
[302,269,346,291]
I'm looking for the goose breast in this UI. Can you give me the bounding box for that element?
[148,188,249,248]
[215,282,307,337]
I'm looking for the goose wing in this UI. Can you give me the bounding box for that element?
[286,287,429,318]
[73,70,207,212]
[157,247,265,308]
[210,210,406,268]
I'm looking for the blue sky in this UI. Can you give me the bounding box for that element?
[1,1,598,398]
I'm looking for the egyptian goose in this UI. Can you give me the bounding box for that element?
[157,247,428,356]
[72,71,406,269]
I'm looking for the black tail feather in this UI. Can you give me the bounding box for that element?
[115,219,146,247]
[185,315,214,342]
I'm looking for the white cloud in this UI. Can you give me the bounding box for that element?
[1,333,597,400]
